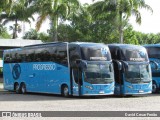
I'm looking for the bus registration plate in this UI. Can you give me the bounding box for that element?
[99,91,105,94]
[139,90,144,93]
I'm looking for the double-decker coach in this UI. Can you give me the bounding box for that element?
[108,44,153,96]
[3,42,115,97]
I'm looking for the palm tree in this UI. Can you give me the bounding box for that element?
[0,0,34,39]
[29,0,82,42]
[9,24,22,38]
[0,0,14,13]
[91,0,153,43]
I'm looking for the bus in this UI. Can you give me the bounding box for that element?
[144,44,160,93]
[3,42,115,97]
[108,44,153,96]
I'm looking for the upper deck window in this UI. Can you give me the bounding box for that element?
[122,48,148,62]
[81,46,111,61]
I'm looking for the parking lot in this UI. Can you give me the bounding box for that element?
[0,83,160,120]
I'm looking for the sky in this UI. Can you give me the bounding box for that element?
[15,0,160,37]
[130,0,160,34]
[81,0,160,34]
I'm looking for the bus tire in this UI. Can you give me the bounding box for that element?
[152,81,158,93]
[15,83,20,94]
[62,85,69,97]
[20,83,26,94]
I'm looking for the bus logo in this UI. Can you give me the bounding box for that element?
[101,48,108,55]
[12,64,21,80]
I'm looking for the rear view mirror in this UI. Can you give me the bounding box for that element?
[114,60,122,71]
[150,61,159,70]
[75,59,87,69]
[121,61,129,71]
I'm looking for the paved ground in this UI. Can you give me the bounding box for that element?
[0,85,160,120]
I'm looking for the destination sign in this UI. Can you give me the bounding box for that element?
[130,58,145,61]
[90,57,107,60]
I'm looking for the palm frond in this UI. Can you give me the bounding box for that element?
[36,14,48,31]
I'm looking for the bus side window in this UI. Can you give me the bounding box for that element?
[34,48,42,62]
[47,46,56,62]
[42,49,51,62]
[11,52,17,63]
[116,50,121,60]
[69,45,81,67]
[56,45,68,66]
[19,50,26,62]
[26,49,35,62]
[4,53,10,63]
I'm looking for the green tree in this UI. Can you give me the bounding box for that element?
[123,25,139,44]
[0,0,34,39]
[9,24,22,38]
[0,0,14,14]
[23,29,49,42]
[91,0,153,43]
[29,0,82,42]
[0,24,11,38]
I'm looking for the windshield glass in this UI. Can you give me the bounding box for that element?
[121,47,148,62]
[125,64,151,83]
[84,62,114,84]
[81,46,111,61]
[146,47,160,59]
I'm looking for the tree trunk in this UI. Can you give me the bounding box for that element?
[13,19,18,39]
[119,12,123,44]
[51,17,58,42]
[119,25,123,44]
[52,0,58,42]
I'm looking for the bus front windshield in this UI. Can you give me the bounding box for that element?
[84,62,114,84]
[125,64,152,83]
[121,48,148,62]
[81,46,111,61]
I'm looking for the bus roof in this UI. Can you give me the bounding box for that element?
[24,42,67,47]
[4,42,107,52]
[144,44,160,47]
[108,44,144,49]
[70,42,106,47]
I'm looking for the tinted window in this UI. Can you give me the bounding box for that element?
[34,48,43,62]
[42,49,51,61]
[81,46,111,61]
[4,53,10,63]
[110,48,122,60]
[69,45,81,67]
[25,49,35,62]
[122,48,148,61]
[18,50,26,62]
[146,47,160,59]
[55,45,68,66]
[48,46,56,62]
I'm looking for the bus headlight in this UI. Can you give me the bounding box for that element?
[85,86,93,90]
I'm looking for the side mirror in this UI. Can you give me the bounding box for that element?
[75,59,87,69]
[121,61,129,71]
[150,61,159,70]
[113,60,122,71]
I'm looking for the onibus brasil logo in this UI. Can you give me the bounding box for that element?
[12,64,21,80]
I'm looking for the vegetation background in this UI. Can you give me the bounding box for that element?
[0,0,160,45]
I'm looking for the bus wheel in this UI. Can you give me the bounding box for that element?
[152,81,158,93]
[21,83,26,94]
[62,85,69,97]
[15,83,20,94]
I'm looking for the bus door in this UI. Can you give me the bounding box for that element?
[114,61,123,95]
[72,68,82,96]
